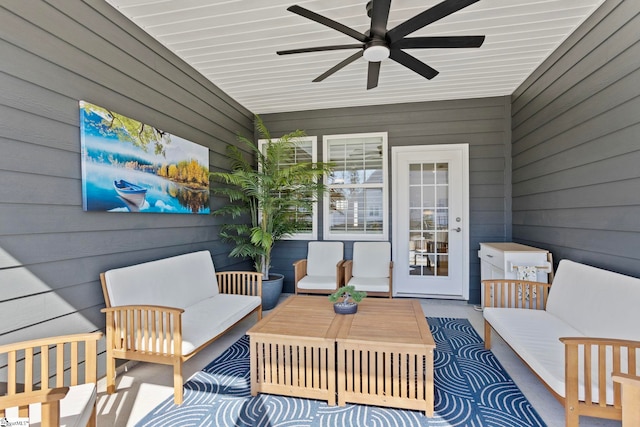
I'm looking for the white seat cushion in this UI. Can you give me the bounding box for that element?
[181,294,261,355]
[5,383,96,427]
[297,275,337,290]
[484,307,625,404]
[348,276,389,293]
[484,308,578,400]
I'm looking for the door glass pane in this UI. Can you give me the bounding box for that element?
[409,187,421,207]
[408,162,449,277]
[409,164,421,185]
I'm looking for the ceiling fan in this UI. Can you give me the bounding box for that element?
[276,0,485,89]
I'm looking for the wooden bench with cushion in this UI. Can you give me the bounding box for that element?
[483,259,640,426]
[100,250,262,404]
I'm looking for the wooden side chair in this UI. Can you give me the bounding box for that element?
[293,241,344,295]
[344,241,393,298]
[0,332,102,427]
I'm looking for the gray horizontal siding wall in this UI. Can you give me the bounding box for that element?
[0,0,252,374]
[511,0,640,278]
[262,96,512,303]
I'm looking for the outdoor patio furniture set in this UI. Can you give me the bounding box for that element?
[3,249,640,427]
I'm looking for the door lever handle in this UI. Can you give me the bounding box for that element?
[451,227,461,232]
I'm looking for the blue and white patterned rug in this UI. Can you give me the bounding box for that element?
[136,317,545,426]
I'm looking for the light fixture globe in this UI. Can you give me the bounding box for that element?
[363,44,390,62]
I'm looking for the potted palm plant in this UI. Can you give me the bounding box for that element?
[211,116,332,310]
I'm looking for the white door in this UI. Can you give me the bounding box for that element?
[392,144,469,299]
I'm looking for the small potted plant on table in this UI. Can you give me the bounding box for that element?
[329,285,367,314]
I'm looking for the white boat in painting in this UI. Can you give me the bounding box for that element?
[114,179,147,208]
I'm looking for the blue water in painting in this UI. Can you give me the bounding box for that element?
[83,163,209,214]
[80,105,210,214]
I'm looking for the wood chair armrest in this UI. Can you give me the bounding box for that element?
[482,279,550,309]
[335,260,344,287]
[343,260,353,284]
[0,387,70,426]
[613,372,640,426]
[613,372,640,387]
[293,259,308,287]
[561,337,640,412]
[217,271,262,297]
[0,386,69,409]
[101,305,185,315]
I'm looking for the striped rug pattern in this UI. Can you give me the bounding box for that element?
[136,317,545,426]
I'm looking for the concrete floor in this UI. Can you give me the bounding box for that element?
[95,296,621,427]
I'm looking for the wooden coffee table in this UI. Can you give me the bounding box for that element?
[246,295,435,416]
[336,298,435,416]
[246,295,342,405]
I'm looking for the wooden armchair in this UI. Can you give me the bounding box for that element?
[344,242,393,297]
[293,241,344,295]
[0,332,102,427]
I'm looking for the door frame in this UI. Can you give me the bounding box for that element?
[391,144,470,300]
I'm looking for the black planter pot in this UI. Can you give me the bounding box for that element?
[333,302,358,314]
[261,273,284,311]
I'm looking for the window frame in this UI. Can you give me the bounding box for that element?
[322,132,389,241]
[258,136,319,240]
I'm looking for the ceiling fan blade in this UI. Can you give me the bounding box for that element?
[313,50,363,82]
[367,61,381,90]
[393,35,485,49]
[387,0,480,44]
[277,44,363,55]
[369,0,392,37]
[389,49,439,80]
[287,5,367,43]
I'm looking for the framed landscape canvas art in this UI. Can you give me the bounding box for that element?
[79,101,210,214]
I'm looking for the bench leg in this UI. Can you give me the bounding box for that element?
[173,360,183,405]
[106,350,116,394]
[565,403,579,427]
[484,320,492,350]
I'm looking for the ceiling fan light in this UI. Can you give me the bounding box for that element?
[363,45,390,62]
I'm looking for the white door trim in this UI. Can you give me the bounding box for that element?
[391,144,469,300]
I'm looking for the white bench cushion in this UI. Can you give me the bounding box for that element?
[181,294,261,355]
[5,383,96,427]
[297,275,337,290]
[104,250,218,309]
[484,308,581,400]
[546,260,640,340]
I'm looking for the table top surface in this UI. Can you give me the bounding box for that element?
[247,295,342,340]
[247,295,434,348]
[336,298,435,348]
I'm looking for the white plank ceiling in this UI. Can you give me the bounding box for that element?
[106,0,606,114]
